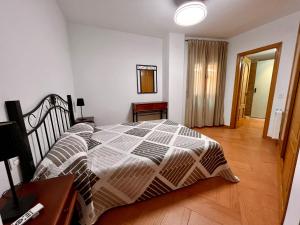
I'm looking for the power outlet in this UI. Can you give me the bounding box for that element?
[12,158,20,167]
[9,157,20,169]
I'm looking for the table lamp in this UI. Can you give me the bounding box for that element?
[0,121,35,222]
[76,98,85,120]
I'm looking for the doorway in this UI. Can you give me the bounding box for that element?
[230,42,282,138]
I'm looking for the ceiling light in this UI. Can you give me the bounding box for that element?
[174,1,207,26]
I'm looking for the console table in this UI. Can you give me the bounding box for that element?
[132,102,168,122]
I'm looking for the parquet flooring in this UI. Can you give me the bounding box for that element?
[96,118,281,225]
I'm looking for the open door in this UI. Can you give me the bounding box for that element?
[279,25,300,222]
[237,57,251,123]
[282,77,300,206]
[279,26,300,158]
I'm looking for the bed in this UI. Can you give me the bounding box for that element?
[5,94,239,225]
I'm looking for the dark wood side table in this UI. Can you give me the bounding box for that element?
[132,102,168,122]
[75,116,94,124]
[0,175,77,225]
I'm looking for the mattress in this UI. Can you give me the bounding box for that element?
[78,119,239,225]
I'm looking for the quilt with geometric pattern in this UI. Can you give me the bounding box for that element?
[79,120,239,225]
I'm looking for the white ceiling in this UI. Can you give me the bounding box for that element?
[57,0,300,38]
[248,49,276,61]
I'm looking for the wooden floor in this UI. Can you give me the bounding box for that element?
[96,118,281,225]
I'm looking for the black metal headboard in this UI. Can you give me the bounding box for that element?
[5,94,75,182]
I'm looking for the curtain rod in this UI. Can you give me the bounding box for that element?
[185,37,228,42]
[185,39,228,42]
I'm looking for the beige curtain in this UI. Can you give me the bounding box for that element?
[185,40,228,128]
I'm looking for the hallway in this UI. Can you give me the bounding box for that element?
[98,121,281,225]
[237,117,265,130]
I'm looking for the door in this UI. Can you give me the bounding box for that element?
[251,59,274,118]
[280,27,300,212]
[245,62,257,116]
[282,75,300,208]
[237,57,251,120]
[280,28,300,156]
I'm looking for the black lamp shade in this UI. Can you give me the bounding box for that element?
[77,98,85,106]
[0,121,23,161]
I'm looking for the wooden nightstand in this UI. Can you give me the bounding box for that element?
[75,116,94,124]
[0,175,77,225]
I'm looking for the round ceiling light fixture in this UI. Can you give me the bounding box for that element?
[174,1,207,26]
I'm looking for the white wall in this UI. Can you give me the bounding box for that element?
[251,59,274,118]
[284,150,300,225]
[69,24,163,125]
[0,0,74,194]
[225,11,300,136]
[167,33,186,124]
[162,36,170,102]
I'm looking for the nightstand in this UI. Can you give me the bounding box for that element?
[0,175,77,225]
[75,116,94,124]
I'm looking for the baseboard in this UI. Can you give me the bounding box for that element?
[265,136,279,144]
[194,124,230,129]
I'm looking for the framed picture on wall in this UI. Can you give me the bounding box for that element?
[136,64,158,94]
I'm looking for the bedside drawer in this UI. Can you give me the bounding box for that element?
[57,188,78,225]
[1,176,76,225]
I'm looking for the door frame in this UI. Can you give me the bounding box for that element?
[230,42,282,138]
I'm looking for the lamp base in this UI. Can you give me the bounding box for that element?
[0,194,36,222]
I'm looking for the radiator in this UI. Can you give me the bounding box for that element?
[271,109,283,139]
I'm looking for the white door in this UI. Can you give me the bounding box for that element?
[251,59,274,118]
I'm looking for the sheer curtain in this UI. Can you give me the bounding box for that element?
[185,40,228,128]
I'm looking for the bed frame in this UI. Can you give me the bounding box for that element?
[5,94,75,182]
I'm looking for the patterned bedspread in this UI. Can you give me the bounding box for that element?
[78,120,239,225]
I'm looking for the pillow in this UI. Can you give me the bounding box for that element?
[33,133,88,180]
[33,123,94,180]
[33,123,98,222]
[58,123,94,150]
[32,132,96,219]
[66,123,94,133]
